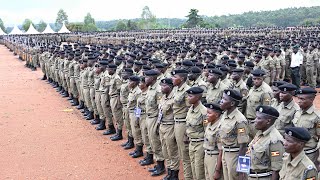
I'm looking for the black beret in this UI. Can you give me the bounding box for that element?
[195,63,204,68]
[224,89,242,101]
[285,127,311,142]
[144,69,160,76]
[272,81,287,87]
[123,68,133,73]
[228,62,237,68]
[108,64,117,69]
[208,68,223,76]
[221,55,229,60]
[160,78,173,85]
[205,64,216,69]
[244,61,255,68]
[205,103,223,113]
[296,87,317,95]
[251,69,266,77]
[232,68,244,73]
[189,67,202,74]
[129,75,140,82]
[182,60,194,67]
[99,60,109,66]
[127,59,134,64]
[186,87,204,94]
[278,83,297,92]
[218,65,229,72]
[142,65,152,70]
[155,63,165,68]
[134,61,144,66]
[256,105,279,118]
[172,69,188,75]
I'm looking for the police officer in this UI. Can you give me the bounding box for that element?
[206,68,228,104]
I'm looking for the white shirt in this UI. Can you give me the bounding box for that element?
[290,51,303,68]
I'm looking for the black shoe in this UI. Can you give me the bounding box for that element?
[151,161,165,176]
[52,83,58,88]
[110,129,123,141]
[96,120,106,130]
[140,153,154,166]
[80,107,87,114]
[86,111,94,120]
[41,75,47,80]
[130,145,143,158]
[77,101,85,109]
[124,136,134,149]
[162,169,172,180]
[121,138,129,147]
[71,98,79,106]
[62,91,69,98]
[31,67,36,71]
[56,86,62,92]
[148,165,158,172]
[170,170,179,180]
[102,125,116,134]
[90,117,100,125]
[67,94,73,100]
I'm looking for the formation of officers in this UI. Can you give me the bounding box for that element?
[3,27,320,180]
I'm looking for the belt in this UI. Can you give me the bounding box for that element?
[190,138,204,142]
[175,120,186,123]
[161,121,174,125]
[223,146,240,152]
[290,66,300,69]
[205,149,219,155]
[174,117,186,123]
[110,94,118,98]
[249,171,272,178]
[304,147,318,154]
[247,118,255,123]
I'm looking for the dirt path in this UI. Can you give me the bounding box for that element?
[0,45,156,179]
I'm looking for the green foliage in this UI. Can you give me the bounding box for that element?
[0,18,6,33]
[67,22,84,32]
[115,21,127,31]
[183,9,204,28]
[139,6,157,29]
[35,20,47,32]
[55,9,69,30]
[84,13,95,25]
[83,13,98,32]
[127,20,138,30]
[22,19,33,32]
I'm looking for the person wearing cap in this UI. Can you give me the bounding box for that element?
[64,52,73,99]
[39,47,49,80]
[289,45,303,88]
[206,68,228,104]
[203,103,223,180]
[85,56,97,120]
[144,69,165,176]
[68,53,79,106]
[170,69,193,180]
[292,87,320,167]
[219,89,249,180]
[279,127,318,180]
[246,69,273,139]
[270,81,287,108]
[126,75,144,158]
[185,86,207,180]
[305,44,318,88]
[231,68,248,114]
[247,105,284,179]
[274,48,286,81]
[188,66,207,101]
[244,61,255,88]
[157,78,179,179]
[79,57,92,119]
[254,50,275,86]
[107,64,124,141]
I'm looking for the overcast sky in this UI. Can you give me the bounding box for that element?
[0,0,319,26]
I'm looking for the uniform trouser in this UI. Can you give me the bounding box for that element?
[189,141,205,180]
[300,63,307,83]
[71,78,79,97]
[284,65,291,80]
[129,112,142,145]
[65,76,71,93]
[40,61,46,74]
[204,153,221,180]
[83,88,92,111]
[90,88,98,114]
[55,70,60,84]
[290,67,301,88]
[123,106,132,136]
[174,122,193,180]
[140,113,152,153]
[76,80,83,100]
[101,93,113,124]
[222,151,238,180]
[32,56,37,67]
[146,116,164,161]
[95,91,104,118]
[306,65,317,88]
[159,123,179,170]
[110,96,123,129]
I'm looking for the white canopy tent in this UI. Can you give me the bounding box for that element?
[42,24,56,34]
[58,22,71,33]
[9,25,24,35]
[0,28,6,35]
[25,24,40,34]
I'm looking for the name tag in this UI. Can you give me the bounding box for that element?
[236,156,251,174]
[134,107,141,118]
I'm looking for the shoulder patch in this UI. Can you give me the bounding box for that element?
[271,151,280,157]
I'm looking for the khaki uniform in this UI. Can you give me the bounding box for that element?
[255,56,275,85]
[292,105,320,164]
[109,73,123,130]
[120,80,131,137]
[275,99,299,136]
[172,82,193,180]
[220,108,250,180]
[94,72,104,118]
[81,67,92,111]
[189,77,208,100]
[246,82,272,139]
[231,79,248,114]
[159,90,179,171]
[100,72,113,125]
[247,126,284,180]
[221,78,232,89]
[69,60,77,97]
[128,86,142,145]
[306,50,318,88]
[203,119,222,180]
[206,80,228,104]
[186,103,207,180]
[279,151,318,180]
[146,82,164,161]
[64,60,71,93]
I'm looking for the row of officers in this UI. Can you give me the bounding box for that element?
[6,43,320,180]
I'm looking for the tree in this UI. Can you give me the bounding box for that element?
[84,13,95,25]
[139,6,157,29]
[183,9,204,28]
[22,19,33,32]
[0,18,6,33]
[55,9,69,30]
[82,13,98,32]
[36,20,47,32]
[67,22,84,32]
[115,21,127,31]
[126,20,138,30]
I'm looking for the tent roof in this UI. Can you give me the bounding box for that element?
[58,22,70,33]
[25,24,40,34]
[9,25,24,35]
[42,24,56,34]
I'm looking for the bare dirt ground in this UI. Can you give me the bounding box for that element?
[0,45,159,179]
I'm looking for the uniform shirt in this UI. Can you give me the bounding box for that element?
[68,60,76,78]
[146,82,162,118]
[246,82,272,120]
[186,103,207,139]
[275,99,299,135]
[290,51,303,68]
[206,79,228,104]
[88,67,95,88]
[306,50,318,66]
[136,90,147,115]
[120,80,130,105]
[108,73,122,96]
[127,86,141,111]
[74,62,81,80]
[279,151,317,180]
[219,108,250,147]
[203,119,222,152]
[292,105,320,150]
[159,90,174,122]
[232,79,249,113]
[247,126,284,172]
[94,73,101,91]
[255,56,275,77]
[80,68,89,89]
[172,82,190,119]
[221,78,232,88]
